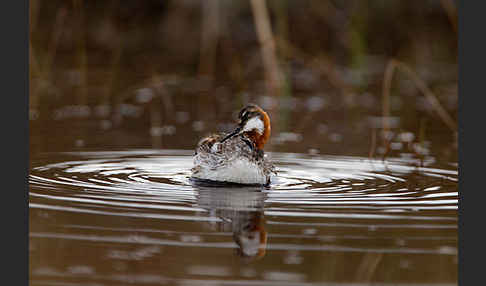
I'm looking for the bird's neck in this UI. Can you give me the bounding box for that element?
[244,112,270,150]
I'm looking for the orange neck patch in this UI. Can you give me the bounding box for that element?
[256,109,271,150]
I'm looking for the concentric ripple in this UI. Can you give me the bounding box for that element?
[29,149,458,284]
[30,150,458,216]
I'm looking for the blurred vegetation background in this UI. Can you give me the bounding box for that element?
[29,0,458,162]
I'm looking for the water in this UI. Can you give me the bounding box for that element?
[29,149,458,285]
[29,1,458,283]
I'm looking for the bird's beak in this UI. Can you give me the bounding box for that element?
[220,126,242,143]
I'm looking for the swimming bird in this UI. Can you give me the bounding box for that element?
[191,104,275,185]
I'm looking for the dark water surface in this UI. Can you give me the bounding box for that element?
[29,149,457,285]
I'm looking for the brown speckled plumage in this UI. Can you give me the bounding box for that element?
[191,104,276,185]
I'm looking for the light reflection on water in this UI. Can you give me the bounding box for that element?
[29,150,458,285]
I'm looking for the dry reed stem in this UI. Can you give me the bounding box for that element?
[382,59,457,136]
[44,6,68,77]
[30,0,40,34]
[102,0,122,109]
[105,44,122,106]
[249,0,284,142]
[72,0,88,105]
[150,98,163,149]
[270,0,288,52]
[249,0,284,98]
[368,127,377,160]
[29,42,40,79]
[152,75,174,119]
[381,60,396,134]
[440,0,457,34]
[30,42,41,110]
[198,0,220,78]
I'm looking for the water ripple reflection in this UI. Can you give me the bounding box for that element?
[29,150,458,284]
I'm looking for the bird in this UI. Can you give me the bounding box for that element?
[191,104,275,186]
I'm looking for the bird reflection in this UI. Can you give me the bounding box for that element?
[195,185,267,260]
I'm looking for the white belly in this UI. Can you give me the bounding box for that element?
[192,158,268,185]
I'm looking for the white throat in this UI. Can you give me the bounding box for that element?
[242,117,264,134]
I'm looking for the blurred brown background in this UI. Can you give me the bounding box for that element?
[29,0,458,162]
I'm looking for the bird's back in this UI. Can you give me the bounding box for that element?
[191,134,274,185]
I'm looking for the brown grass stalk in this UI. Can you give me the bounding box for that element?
[29,42,40,79]
[102,1,122,110]
[73,0,87,105]
[440,0,457,34]
[382,59,457,135]
[198,0,220,78]
[368,127,377,160]
[381,60,396,135]
[249,0,284,98]
[44,5,68,77]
